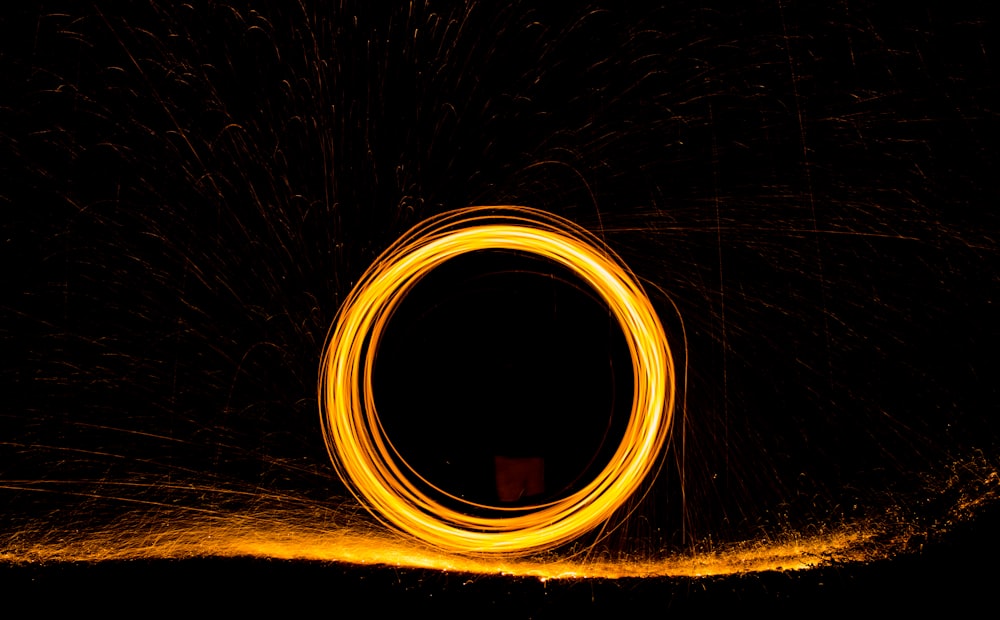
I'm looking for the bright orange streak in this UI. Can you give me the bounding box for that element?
[0,507,890,579]
[318,206,676,555]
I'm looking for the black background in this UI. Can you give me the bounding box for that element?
[2,0,998,613]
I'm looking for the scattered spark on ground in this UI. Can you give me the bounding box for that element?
[0,505,886,578]
[3,455,995,580]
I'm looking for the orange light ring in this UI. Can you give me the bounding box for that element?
[319,206,675,554]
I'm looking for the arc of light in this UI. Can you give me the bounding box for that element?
[319,206,675,555]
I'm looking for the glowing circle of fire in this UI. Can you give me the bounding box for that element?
[319,206,675,555]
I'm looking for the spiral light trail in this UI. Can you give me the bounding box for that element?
[318,206,676,555]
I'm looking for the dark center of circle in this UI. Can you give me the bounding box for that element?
[372,250,633,510]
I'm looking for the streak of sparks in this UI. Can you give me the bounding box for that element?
[3,454,998,578]
[0,504,890,579]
